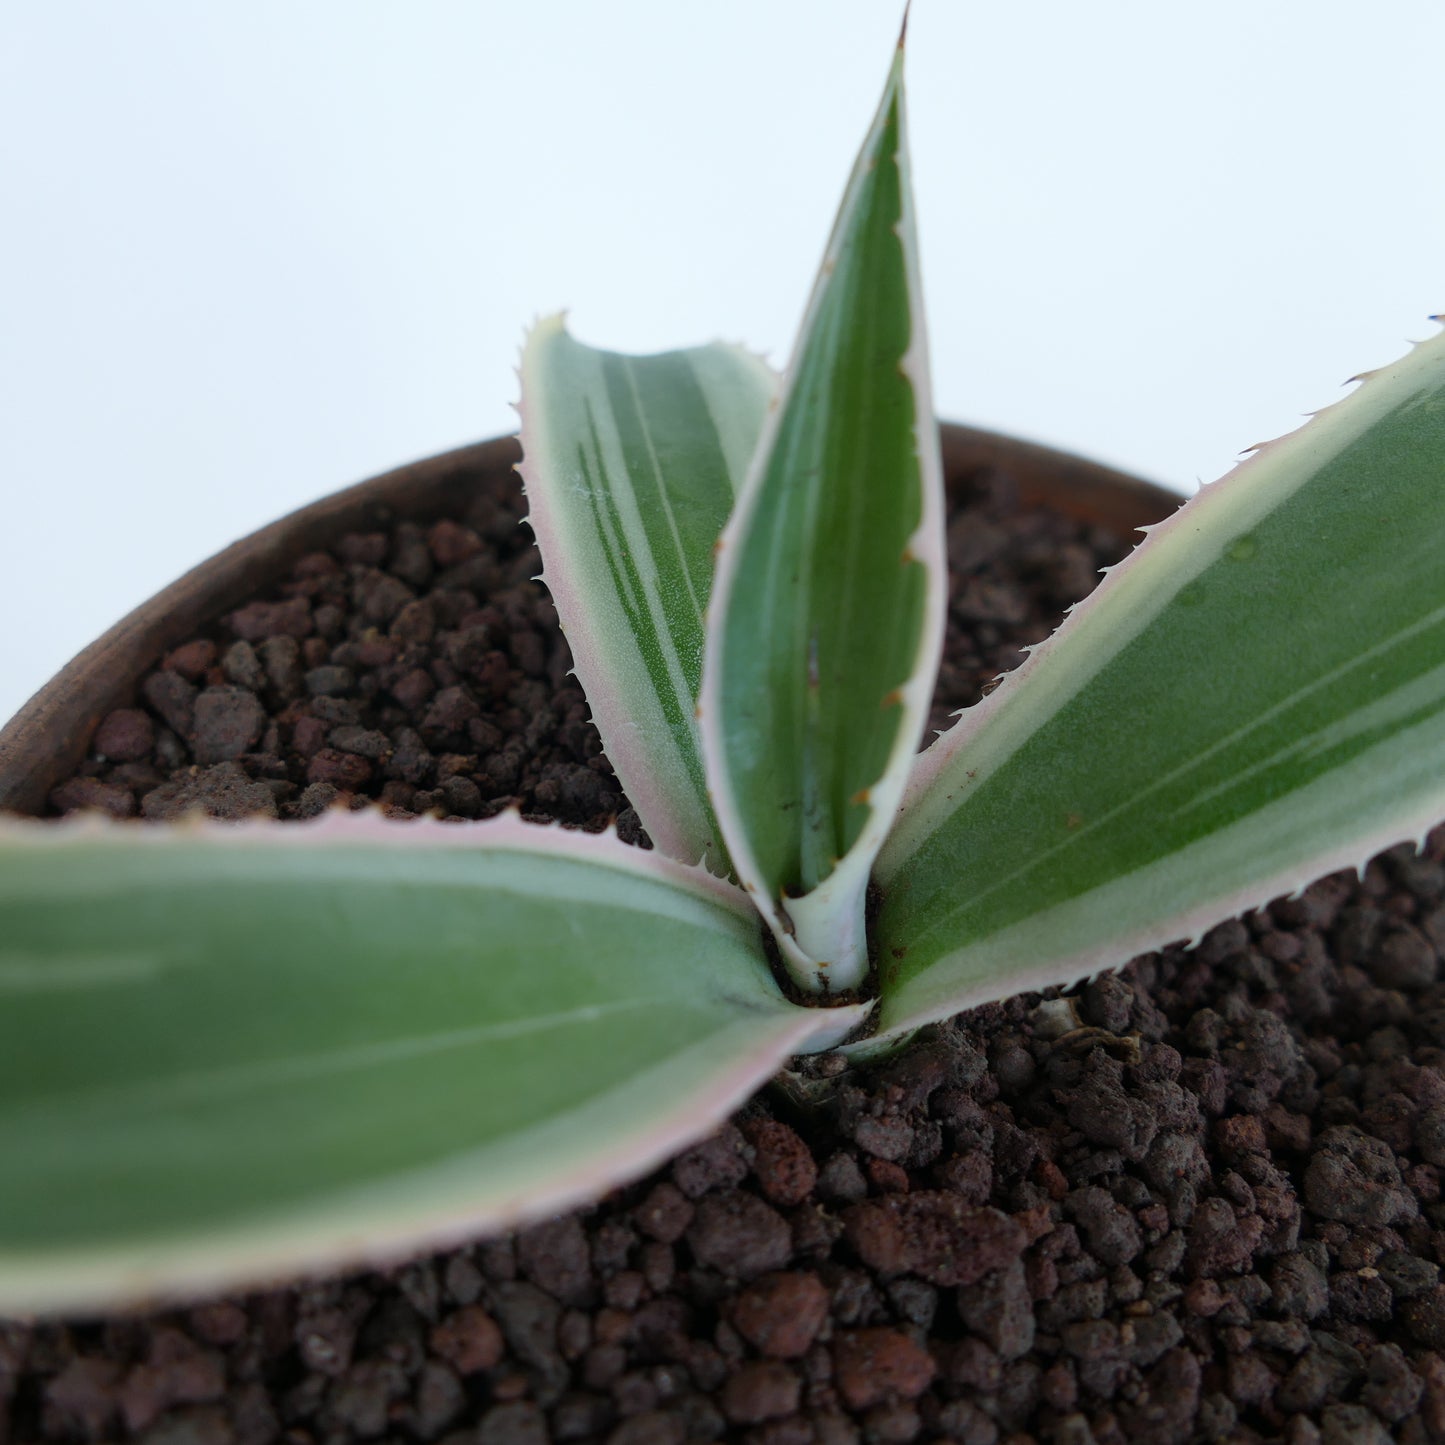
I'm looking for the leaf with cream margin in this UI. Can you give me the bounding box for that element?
[698,37,944,994]
[864,323,1445,1053]
[0,811,865,1314]
[518,317,776,874]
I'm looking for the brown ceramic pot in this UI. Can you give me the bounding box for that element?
[0,424,1179,816]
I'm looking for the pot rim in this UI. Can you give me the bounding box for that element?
[0,424,1180,816]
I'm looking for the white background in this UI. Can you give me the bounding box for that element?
[3,2,1443,727]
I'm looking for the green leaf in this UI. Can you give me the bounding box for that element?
[0,812,864,1313]
[519,317,776,873]
[699,41,944,993]
[868,325,1445,1050]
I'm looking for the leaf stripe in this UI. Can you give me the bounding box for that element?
[575,402,711,814]
[619,358,708,631]
[4,1000,666,1123]
[909,603,1445,948]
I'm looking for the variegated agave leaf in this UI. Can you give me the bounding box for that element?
[0,811,864,1313]
[519,319,775,874]
[699,39,944,993]
[864,323,1445,1052]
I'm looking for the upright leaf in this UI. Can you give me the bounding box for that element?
[867,325,1445,1051]
[699,40,944,993]
[0,813,864,1313]
[519,318,776,873]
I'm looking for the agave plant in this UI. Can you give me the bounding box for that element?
[4,31,1445,1317]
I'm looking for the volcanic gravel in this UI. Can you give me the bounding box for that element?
[8,458,1445,1443]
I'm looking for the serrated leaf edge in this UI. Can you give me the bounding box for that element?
[882,320,1445,874]
[0,806,755,918]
